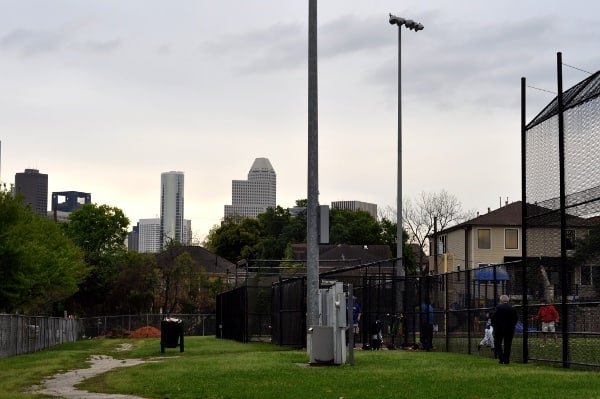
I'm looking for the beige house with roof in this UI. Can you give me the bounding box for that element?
[429,201,597,300]
[429,201,523,274]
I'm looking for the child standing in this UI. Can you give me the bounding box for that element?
[478,311,495,354]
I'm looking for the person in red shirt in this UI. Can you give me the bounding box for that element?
[534,300,560,346]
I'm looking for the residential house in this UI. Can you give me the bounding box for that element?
[429,201,597,300]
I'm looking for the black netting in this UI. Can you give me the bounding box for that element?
[523,69,600,368]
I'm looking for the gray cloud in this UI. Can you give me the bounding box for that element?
[319,14,392,57]
[200,14,394,75]
[362,13,590,111]
[1,25,122,58]
[0,28,66,57]
[200,23,305,74]
[80,38,121,53]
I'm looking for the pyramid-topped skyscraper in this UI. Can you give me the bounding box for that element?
[224,158,276,218]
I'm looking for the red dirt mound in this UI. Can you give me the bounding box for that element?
[129,326,161,338]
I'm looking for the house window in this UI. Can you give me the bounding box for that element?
[505,228,519,250]
[566,229,576,250]
[438,235,447,254]
[478,229,491,249]
[581,265,592,286]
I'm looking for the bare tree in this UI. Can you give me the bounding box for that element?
[402,190,474,274]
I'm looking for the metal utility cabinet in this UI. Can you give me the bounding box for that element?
[307,281,347,365]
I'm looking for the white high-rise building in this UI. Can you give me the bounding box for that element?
[138,218,161,253]
[161,171,185,248]
[224,158,276,218]
[133,217,191,253]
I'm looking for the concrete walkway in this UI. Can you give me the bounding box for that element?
[30,344,155,399]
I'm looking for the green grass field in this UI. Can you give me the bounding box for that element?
[2,336,600,399]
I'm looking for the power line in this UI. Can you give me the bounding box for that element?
[527,85,556,95]
[562,63,593,75]
[526,63,593,97]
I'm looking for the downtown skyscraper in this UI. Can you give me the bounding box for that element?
[14,168,48,216]
[224,157,276,218]
[160,171,185,249]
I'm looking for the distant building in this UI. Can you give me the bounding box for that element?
[224,157,276,218]
[133,216,191,253]
[128,225,139,252]
[160,171,186,249]
[183,219,192,245]
[51,191,91,221]
[331,200,377,219]
[138,218,161,253]
[14,168,48,216]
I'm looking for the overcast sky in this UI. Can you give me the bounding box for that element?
[1,1,599,242]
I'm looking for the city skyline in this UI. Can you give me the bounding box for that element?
[1,1,599,242]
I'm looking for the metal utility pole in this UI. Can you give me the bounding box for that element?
[306,0,320,331]
[388,13,423,315]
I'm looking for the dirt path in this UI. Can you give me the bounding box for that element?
[31,344,155,399]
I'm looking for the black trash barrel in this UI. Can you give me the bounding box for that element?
[161,318,184,353]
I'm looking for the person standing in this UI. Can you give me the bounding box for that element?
[353,299,361,340]
[370,315,384,350]
[533,300,560,346]
[491,295,518,364]
[347,298,361,347]
[420,301,435,351]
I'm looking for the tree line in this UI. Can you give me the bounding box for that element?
[202,200,414,266]
[1,185,228,316]
[9,185,547,316]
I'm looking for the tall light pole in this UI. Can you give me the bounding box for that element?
[389,14,423,315]
[306,0,319,332]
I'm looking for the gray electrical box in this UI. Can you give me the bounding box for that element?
[307,281,347,365]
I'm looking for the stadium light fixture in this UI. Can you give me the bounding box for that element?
[388,13,423,314]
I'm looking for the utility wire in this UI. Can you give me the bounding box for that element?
[563,63,593,75]
[526,64,592,96]
[527,85,556,95]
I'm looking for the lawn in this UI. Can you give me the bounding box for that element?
[1,336,600,399]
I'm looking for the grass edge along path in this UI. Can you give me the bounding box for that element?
[1,337,600,399]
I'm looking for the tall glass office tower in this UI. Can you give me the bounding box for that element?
[160,171,184,249]
[14,168,48,216]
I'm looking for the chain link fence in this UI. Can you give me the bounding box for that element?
[234,260,600,369]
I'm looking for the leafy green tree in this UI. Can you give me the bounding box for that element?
[256,206,307,259]
[0,187,87,314]
[379,217,397,254]
[376,216,416,274]
[64,203,129,262]
[205,201,415,263]
[329,208,383,245]
[105,251,159,314]
[161,249,195,314]
[62,203,130,316]
[204,216,262,262]
[156,244,232,314]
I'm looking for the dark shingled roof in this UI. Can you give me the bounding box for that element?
[441,201,594,234]
[290,244,391,263]
[155,246,235,275]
